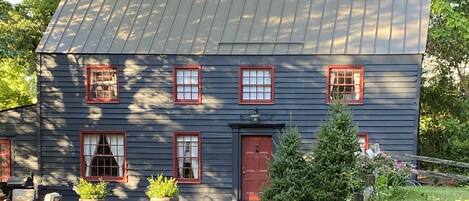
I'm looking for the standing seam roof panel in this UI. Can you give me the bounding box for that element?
[177,0,207,54]
[80,0,115,53]
[191,0,219,54]
[122,0,155,53]
[55,0,91,53]
[36,0,432,55]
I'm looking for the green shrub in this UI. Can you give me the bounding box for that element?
[146,174,179,198]
[311,100,361,201]
[260,127,316,201]
[73,177,108,199]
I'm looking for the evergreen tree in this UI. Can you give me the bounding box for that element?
[312,100,361,201]
[260,127,314,201]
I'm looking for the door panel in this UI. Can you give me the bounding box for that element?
[242,136,272,201]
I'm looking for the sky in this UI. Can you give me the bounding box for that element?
[6,0,22,4]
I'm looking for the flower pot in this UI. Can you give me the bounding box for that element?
[79,199,105,201]
[150,198,179,201]
[352,192,364,201]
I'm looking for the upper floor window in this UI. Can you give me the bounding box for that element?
[0,139,10,182]
[85,66,119,103]
[327,65,363,104]
[173,132,201,184]
[173,66,202,104]
[239,66,274,104]
[81,131,127,182]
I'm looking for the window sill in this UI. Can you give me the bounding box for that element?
[86,100,120,104]
[176,179,201,184]
[174,101,203,105]
[326,99,364,105]
[239,101,274,105]
[83,176,127,183]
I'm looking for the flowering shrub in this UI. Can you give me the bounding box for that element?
[357,151,415,201]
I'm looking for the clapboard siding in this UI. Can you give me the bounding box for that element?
[39,54,420,200]
[0,106,38,178]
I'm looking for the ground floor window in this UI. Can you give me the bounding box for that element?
[81,131,126,182]
[0,139,10,182]
[358,132,369,153]
[173,132,201,183]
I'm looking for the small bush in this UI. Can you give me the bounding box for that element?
[311,100,361,201]
[260,127,316,201]
[73,177,108,199]
[146,174,179,198]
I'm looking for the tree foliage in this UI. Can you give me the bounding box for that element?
[260,127,314,201]
[420,0,469,175]
[311,101,361,201]
[0,0,59,110]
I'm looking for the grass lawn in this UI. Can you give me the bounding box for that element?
[390,186,469,201]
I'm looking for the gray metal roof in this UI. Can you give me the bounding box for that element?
[36,0,431,55]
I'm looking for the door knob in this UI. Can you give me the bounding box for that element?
[242,171,246,175]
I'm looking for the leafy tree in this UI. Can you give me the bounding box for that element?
[427,0,468,99]
[260,127,315,201]
[0,0,59,110]
[311,101,361,201]
[419,0,469,175]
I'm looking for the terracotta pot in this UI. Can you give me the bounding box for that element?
[352,192,364,201]
[150,197,179,201]
[79,199,105,201]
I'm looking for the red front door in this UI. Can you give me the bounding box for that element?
[242,136,272,201]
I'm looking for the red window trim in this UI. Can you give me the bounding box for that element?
[80,130,128,183]
[85,65,120,104]
[239,65,275,104]
[358,132,369,151]
[0,139,11,182]
[173,131,202,184]
[173,65,202,105]
[326,65,364,105]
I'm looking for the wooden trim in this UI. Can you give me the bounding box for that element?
[80,130,128,183]
[0,139,11,182]
[326,65,364,105]
[173,131,202,184]
[85,65,120,104]
[173,65,202,105]
[239,65,275,104]
[357,132,369,151]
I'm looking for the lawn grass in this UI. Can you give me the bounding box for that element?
[390,186,469,201]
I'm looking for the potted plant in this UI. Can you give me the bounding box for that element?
[73,177,109,201]
[146,174,179,201]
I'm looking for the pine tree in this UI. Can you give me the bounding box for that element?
[312,101,361,201]
[260,127,314,201]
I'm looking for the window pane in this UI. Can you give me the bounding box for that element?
[177,76,184,84]
[241,68,273,102]
[88,68,118,101]
[264,77,271,85]
[176,135,199,180]
[243,93,250,99]
[85,134,125,178]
